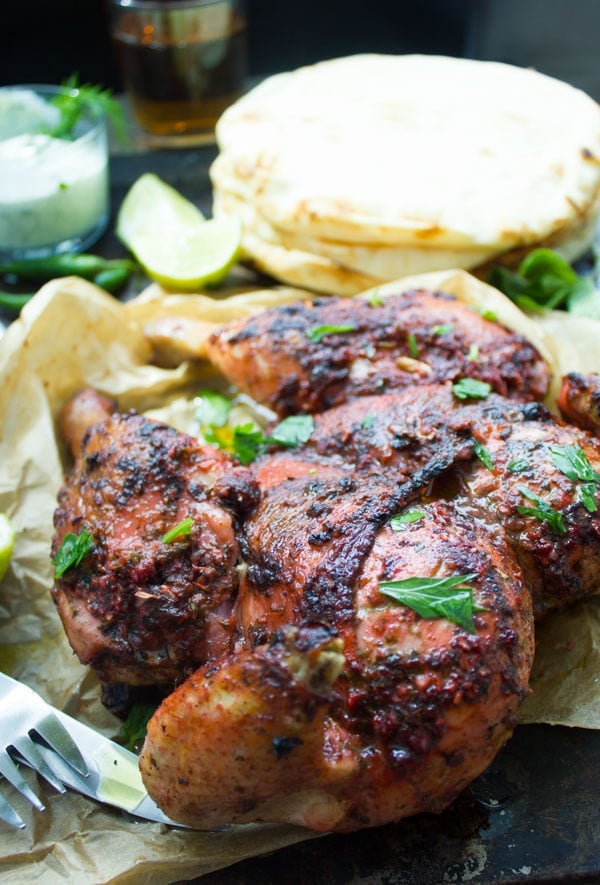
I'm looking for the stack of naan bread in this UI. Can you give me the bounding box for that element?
[210,54,600,295]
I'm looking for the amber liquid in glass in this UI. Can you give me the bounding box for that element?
[113,15,247,137]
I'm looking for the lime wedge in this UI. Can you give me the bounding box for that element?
[116,173,241,290]
[0,514,15,582]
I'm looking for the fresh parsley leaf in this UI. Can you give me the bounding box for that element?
[579,483,598,513]
[379,573,484,632]
[452,378,492,400]
[117,702,157,753]
[389,509,424,530]
[507,458,529,474]
[52,529,93,578]
[232,423,265,464]
[467,343,480,362]
[430,324,454,336]
[306,323,357,343]
[361,412,377,430]
[49,74,127,142]
[473,440,494,471]
[516,485,566,535]
[194,390,232,428]
[550,444,600,484]
[266,414,314,448]
[162,517,194,544]
[407,332,419,358]
[367,290,384,306]
[471,306,498,322]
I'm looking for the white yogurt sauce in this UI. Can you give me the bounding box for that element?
[0,91,108,254]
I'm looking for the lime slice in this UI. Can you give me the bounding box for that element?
[0,514,15,582]
[116,173,241,290]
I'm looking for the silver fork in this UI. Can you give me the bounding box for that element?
[0,671,180,829]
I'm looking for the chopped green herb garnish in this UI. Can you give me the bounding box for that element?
[117,702,157,753]
[471,306,498,322]
[578,483,598,513]
[431,324,454,336]
[507,458,529,474]
[516,486,566,535]
[230,423,266,465]
[162,517,194,544]
[452,378,492,400]
[52,529,93,578]
[367,290,384,306]
[407,332,419,358]
[306,323,357,343]
[361,412,377,430]
[473,440,494,471]
[550,444,600,484]
[266,414,314,448]
[467,343,480,362]
[390,509,424,530]
[379,573,485,632]
[194,390,232,429]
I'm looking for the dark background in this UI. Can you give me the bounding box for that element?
[3,0,600,99]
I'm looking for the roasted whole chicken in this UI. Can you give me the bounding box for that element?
[51,288,600,833]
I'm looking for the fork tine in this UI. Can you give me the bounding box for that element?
[0,789,25,829]
[12,737,66,795]
[33,712,89,778]
[0,748,45,812]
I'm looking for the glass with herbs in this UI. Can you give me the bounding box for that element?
[107,0,247,143]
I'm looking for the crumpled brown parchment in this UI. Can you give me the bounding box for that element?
[0,269,598,884]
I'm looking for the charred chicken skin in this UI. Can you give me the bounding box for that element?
[52,389,258,686]
[205,289,550,416]
[51,288,600,834]
[558,372,600,434]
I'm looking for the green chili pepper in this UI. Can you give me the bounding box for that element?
[92,265,135,293]
[0,254,137,285]
[0,291,35,312]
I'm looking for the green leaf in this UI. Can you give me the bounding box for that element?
[266,414,314,448]
[516,486,566,535]
[306,323,357,343]
[162,517,194,544]
[361,412,377,429]
[52,529,93,578]
[473,440,494,471]
[579,483,598,513]
[471,306,498,322]
[407,332,419,358]
[567,279,600,320]
[467,344,480,362]
[389,509,424,530]
[550,444,600,484]
[367,289,384,306]
[194,390,232,428]
[232,423,266,465]
[379,573,484,632]
[117,702,156,753]
[489,248,596,314]
[507,458,529,474]
[49,73,127,142]
[452,378,492,400]
[430,324,454,336]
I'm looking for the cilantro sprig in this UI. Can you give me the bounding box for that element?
[162,517,194,544]
[550,443,600,513]
[452,378,492,400]
[305,323,357,343]
[48,73,126,142]
[379,573,485,632]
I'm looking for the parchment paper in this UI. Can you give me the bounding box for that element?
[0,269,598,883]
